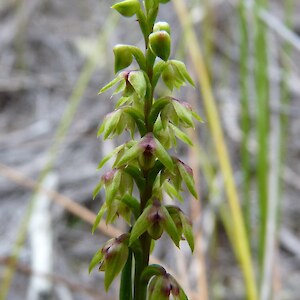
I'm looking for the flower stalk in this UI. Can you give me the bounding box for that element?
[90,1,202,299]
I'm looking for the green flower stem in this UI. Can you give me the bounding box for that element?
[132,11,157,298]
[133,164,155,299]
[120,249,133,300]
[144,28,156,132]
[133,239,150,300]
[93,1,198,298]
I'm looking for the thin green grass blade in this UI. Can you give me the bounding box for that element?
[238,0,252,240]
[254,0,270,274]
[172,1,258,299]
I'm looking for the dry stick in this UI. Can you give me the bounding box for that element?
[0,163,197,298]
[0,14,118,299]
[172,0,258,299]
[0,257,102,299]
[0,163,122,238]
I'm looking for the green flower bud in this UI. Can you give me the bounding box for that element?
[149,30,171,61]
[98,72,124,94]
[141,264,166,283]
[153,21,171,35]
[113,44,133,73]
[148,275,169,300]
[166,206,194,252]
[172,98,194,128]
[106,199,131,224]
[170,60,195,87]
[89,234,129,291]
[162,64,176,91]
[176,158,198,199]
[129,200,180,246]
[112,0,140,17]
[160,60,195,91]
[122,72,135,97]
[141,133,174,171]
[148,221,164,240]
[148,272,187,300]
[102,168,121,204]
[98,109,122,139]
[128,70,147,98]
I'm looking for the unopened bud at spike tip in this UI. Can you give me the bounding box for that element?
[149,31,171,62]
[153,21,171,35]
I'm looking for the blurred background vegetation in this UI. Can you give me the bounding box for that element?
[0,0,299,299]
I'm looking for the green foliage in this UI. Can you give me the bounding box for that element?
[90,1,201,299]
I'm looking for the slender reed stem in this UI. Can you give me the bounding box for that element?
[238,0,252,240]
[254,0,270,273]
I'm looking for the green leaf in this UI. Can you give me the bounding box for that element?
[123,106,147,136]
[106,200,119,224]
[111,0,140,17]
[104,243,129,291]
[99,74,123,94]
[171,60,195,87]
[115,141,142,167]
[169,123,193,146]
[148,97,170,125]
[180,213,194,252]
[129,205,152,245]
[148,160,164,187]
[116,96,130,107]
[153,136,174,172]
[119,171,134,195]
[166,206,183,237]
[98,110,122,139]
[192,110,204,123]
[172,100,194,128]
[97,144,124,170]
[177,160,198,199]
[129,46,146,71]
[113,80,126,96]
[162,63,175,91]
[152,60,168,87]
[161,102,178,128]
[128,71,147,99]
[113,141,135,167]
[89,249,104,273]
[161,206,180,247]
[163,181,183,202]
[93,180,103,199]
[92,203,107,233]
[105,170,122,204]
[124,165,145,191]
[121,194,140,219]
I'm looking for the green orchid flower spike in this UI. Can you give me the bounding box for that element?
[90,1,202,299]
